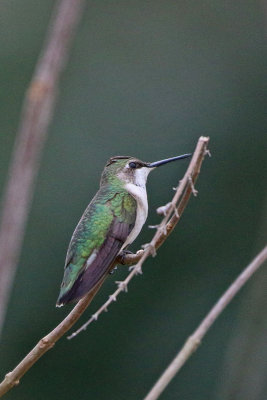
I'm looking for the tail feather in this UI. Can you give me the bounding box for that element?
[56,262,83,306]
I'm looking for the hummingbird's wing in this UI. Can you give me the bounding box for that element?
[56,188,136,306]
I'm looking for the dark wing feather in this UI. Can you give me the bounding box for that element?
[57,218,134,304]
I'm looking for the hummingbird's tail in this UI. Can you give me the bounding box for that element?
[56,234,123,306]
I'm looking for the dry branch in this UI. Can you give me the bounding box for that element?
[0,281,103,397]
[0,136,210,397]
[0,0,85,337]
[144,245,267,400]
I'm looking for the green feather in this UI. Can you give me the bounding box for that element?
[57,181,136,300]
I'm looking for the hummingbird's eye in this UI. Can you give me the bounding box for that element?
[129,162,137,169]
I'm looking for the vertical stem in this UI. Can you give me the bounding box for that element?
[0,0,85,337]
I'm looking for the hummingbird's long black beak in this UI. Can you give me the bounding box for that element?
[146,153,191,168]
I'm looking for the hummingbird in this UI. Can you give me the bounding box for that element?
[56,153,191,307]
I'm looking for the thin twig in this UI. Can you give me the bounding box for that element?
[0,279,104,397]
[68,136,210,339]
[0,0,85,337]
[143,245,267,400]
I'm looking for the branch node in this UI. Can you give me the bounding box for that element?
[135,265,143,275]
[129,264,143,274]
[39,337,54,349]
[187,335,201,352]
[189,176,198,197]
[92,313,98,321]
[4,373,12,383]
[109,294,117,302]
[205,149,211,157]
[156,202,172,216]
[115,281,128,292]
[174,208,180,218]
[158,225,167,236]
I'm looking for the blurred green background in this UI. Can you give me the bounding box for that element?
[0,1,267,399]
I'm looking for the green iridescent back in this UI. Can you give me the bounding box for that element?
[57,172,136,302]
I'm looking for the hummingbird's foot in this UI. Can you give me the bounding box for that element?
[118,249,134,265]
[109,266,118,275]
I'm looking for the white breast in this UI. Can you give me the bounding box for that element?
[121,182,148,249]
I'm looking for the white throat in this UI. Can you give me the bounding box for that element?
[121,167,152,249]
[132,167,151,188]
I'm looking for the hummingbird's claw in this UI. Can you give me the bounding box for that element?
[118,249,134,265]
[109,266,118,275]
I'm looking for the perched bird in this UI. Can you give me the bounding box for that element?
[56,154,190,306]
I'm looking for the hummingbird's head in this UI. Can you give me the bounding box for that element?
[100,154,191,188]
[101,156,149,188]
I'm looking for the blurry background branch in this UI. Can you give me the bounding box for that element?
[0,136,209,397]
[215,200,267,400]
[0,0,85,337]
[144,245,267,400]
